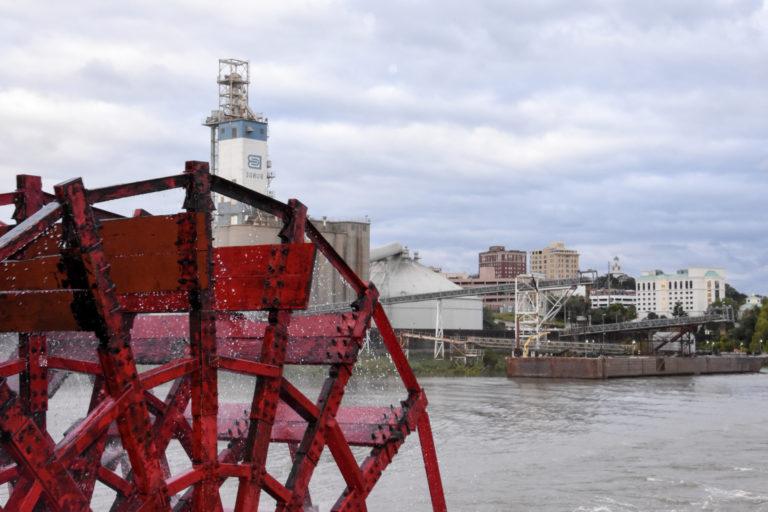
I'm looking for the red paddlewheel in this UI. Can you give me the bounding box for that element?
[0,163,446,511]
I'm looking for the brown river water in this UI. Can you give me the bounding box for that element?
[24,369,768,511]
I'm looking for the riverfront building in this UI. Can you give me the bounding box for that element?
[478,246,526,279]
[635,267,726,319]
[589,288,637,309]
[530,241,580,279]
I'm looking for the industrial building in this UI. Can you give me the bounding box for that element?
[203,58,274,226]
[635,267,726,318]
[530,241,580,279]
[478,246,526,279]
[370,244,482,330]
[204,58,369,305]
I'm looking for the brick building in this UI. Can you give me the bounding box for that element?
[478,246,527,279]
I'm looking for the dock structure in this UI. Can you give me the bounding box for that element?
[315,274,595,360]
[0,166,447,511]
[561,308,734,338]
[306,275,596,313]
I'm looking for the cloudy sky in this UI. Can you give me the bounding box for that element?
[0,1,766,292]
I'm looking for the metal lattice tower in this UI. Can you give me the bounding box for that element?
[204,58,274,221]
[514,272,595,353]
[214,58,257,122]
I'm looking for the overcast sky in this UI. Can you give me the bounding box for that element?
[0,1,766,292]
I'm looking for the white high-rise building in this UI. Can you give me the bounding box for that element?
[204,58,273,225]
[635,267,726,318]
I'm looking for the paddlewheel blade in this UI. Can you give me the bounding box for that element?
[0,162,446,511]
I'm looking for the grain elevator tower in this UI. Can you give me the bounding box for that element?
[204,58,273,225]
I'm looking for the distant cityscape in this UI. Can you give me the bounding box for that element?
[439,241,752,321]
[200,58,763,339]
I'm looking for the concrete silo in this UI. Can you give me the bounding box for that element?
[370,243,482,331]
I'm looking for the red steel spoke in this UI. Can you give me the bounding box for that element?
[233,200,307,511]
[183,161,220,509]
[417,411,448,512]
[0,381,89,510]
[5,479,42,512]
[54,177,169,509]
[281,364,353,510]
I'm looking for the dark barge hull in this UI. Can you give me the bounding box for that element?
[506,355,766,379]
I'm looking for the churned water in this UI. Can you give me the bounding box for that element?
[37,369,768,511]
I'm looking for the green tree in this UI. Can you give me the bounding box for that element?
[594,275,636,290]
[647,312,659,320]
[718,336,735,353]
[731,307,757,345]
[672,302,687,318]
[590,303,637,324]
[482,349,503,372]
[710,297,738,310]
[564,296,590,321]
[483,308,504,331]
[750,299,768,353]
[725,283,747,306]
[590,307,607,325]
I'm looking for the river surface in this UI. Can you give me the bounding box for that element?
[34,369,768,511]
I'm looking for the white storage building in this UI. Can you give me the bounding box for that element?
[369,243,482,330]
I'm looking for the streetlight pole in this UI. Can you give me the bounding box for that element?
[602,314,606,344]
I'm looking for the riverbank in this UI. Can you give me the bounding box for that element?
[355,350,507,378]
[355,352,768,379]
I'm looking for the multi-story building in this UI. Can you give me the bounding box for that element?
[589,288,636,309]
[530,241,580,279]
[635,268,726,318]
[478,246,527,280]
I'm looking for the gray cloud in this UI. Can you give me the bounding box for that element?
[0,0,766,292]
